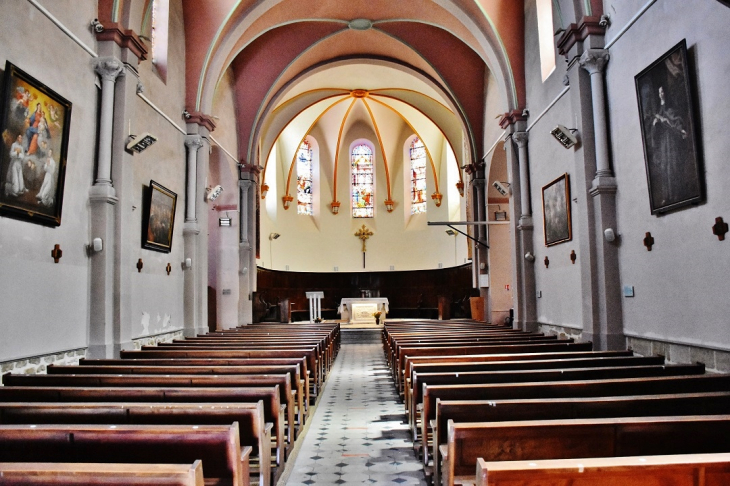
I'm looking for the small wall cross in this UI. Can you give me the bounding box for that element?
[137,258,144,272]
[570,250,577,264]
[544,256,549,268]
[51,244,62,263]
[712,217,728,241]
[166,263,172,275]
[643,232,655,251]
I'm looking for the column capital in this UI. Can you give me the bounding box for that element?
[579,49,610,75]
[93,57,125,82]
[513,131,529,148]
[185,135,204,151]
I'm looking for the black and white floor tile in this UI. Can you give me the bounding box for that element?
[282,341,428,485]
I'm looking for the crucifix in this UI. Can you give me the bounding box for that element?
[354,224,374,268]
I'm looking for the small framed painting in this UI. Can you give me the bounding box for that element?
[142,180,177,253]
[635,39,703,214]
[542,173,572,247]
[0,61,72,226]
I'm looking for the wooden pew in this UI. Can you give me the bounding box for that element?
[122,348,322,398]
[443,415,730,486]
[406,354,665,417]
[399,350,634,396]
[48,363,308,427]
[0,461,205,486]
[474,453,730,486]
[0,401,271,486]
[1,373,297,447]
[394,341,593,384]
[431,391,730,485]
[409,362,703,437]
[390,337,570,371]
[422,372,730,482]
[0,386,287,470]
[79,357,310,413]
[0,423,250,486]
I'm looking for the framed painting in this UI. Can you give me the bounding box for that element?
[542,173,572,247]
[635,39,703,215]
[142,180,177,253]
[0,61,72,226]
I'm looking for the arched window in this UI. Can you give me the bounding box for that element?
[536,0,556,81]
[351,143,374,218]
[296,139,313,215]
[410,137,427,214]
[151,0,169,82]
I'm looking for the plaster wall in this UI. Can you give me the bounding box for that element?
[208,68,241,330]
[129,0,186,339]
[258,115,467,273]
[0,0,98,361]
[605,0,730,351]
[523,0,582,329]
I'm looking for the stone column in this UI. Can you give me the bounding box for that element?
[183,135,204,337]
[580,49,625,350]
[238,173,256,326]
[513,131,538,332]
[87,57,124,359]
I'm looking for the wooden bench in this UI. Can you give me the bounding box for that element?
[422,371,730,482]
[399,350,634,396]
[443,415,730,486]
[49,363,308,427]
[410,362,704,438]
[474,453,730,486]
[122,348,322,398]
[431,391,730,485]
[79,357,310,413]
[406,354,666,417]
[0,461,205,485]
[1,373,297,448]
[394,341,593,384]
[0,423,250,486]
[0,386,287,470]
[0,401,271,486]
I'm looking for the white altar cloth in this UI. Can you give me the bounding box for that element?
[338,298,389,324]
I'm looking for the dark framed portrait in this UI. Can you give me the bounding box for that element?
[635,39,703,215]
[542,173,572,247]
[0,61,72,226]
[142,180,177,253]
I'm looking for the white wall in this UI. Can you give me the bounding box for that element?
[605,0,730,350]
[0,0,98,360]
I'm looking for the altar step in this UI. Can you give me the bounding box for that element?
[341,328,381,344]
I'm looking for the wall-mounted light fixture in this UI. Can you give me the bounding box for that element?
[205,185,223,202]
[125,133,157,153]
[492,181,511,197]
[269,233,280,269]
[269,233,280,240]
[219,212,232,227]
[550,124,579,149]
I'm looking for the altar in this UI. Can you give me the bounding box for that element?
[338,298,389,324]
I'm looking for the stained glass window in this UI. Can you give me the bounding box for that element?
[296,140,313,215]
[351,144,374,218]
[410,137,427,214]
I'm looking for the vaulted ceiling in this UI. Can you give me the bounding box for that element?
[180,0,526,168]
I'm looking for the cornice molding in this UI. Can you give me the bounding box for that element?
[186,111,217,132]
[498,109,528,129]
[557,16,605,56]
[95,23,148,61]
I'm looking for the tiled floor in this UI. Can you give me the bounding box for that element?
[281,341,428,485]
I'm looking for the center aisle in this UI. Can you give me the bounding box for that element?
[280,339,428,485]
